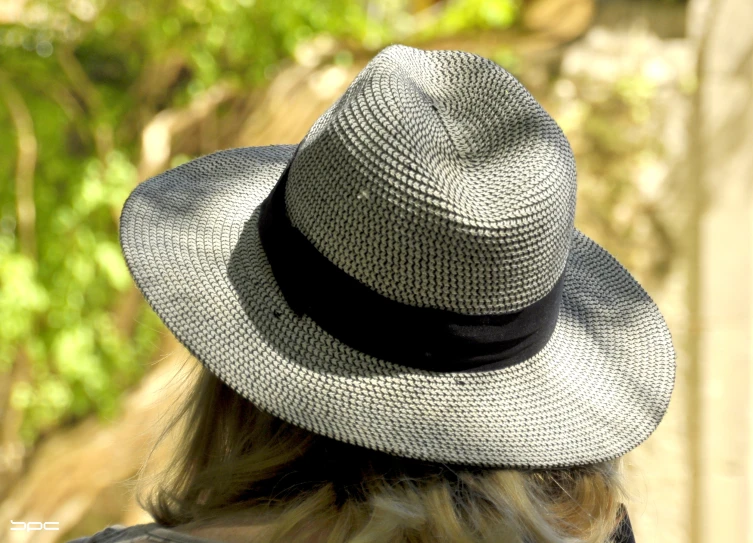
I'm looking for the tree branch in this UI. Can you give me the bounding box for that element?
[0,74,37,259]
[137,83,234,181]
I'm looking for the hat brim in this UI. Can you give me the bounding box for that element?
[120,144,676,468]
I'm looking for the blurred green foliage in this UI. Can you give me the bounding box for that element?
[0,0,519,445]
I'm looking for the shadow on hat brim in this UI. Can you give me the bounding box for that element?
[120,144,676,469]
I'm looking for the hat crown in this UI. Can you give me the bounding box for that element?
[285,45,577,314]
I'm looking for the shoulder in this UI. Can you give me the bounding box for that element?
[613,505,637,543]
[65,523,233,543]
[65,523,162,543]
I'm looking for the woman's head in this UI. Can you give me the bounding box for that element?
[122,45,673,543]
[136,360,631,543]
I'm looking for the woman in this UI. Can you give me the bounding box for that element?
[70,44,674,543]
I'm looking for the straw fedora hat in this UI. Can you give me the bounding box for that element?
[119,44,676,468]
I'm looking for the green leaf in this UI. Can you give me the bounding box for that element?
[95,241,132,292]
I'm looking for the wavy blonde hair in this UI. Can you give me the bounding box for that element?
[135,358,632,543]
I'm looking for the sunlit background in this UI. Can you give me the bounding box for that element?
[0,0,751,542]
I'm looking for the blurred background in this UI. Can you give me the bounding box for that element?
[0,0,751,541]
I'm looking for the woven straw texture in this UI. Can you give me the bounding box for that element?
[288,45,576,313]
[120,45,675,468]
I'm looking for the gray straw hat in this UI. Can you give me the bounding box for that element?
[120,44,676,469]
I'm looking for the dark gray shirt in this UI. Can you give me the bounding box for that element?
[66,508,636,543]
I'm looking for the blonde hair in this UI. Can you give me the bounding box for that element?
[135,359,632,543]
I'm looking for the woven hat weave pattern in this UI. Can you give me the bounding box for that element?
[287,46,575,313]
[120,44,676,468]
